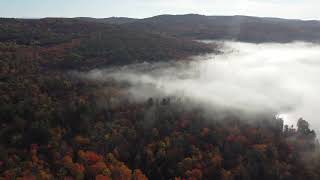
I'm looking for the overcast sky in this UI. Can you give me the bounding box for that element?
[0,0,319,20]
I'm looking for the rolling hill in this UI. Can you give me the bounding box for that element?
[0,17,213,70]
[118,14,320,43]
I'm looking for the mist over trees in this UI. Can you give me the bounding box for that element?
[1,15,320,180]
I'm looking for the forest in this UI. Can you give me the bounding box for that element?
[1,17,320,180]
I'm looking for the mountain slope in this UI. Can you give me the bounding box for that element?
[123,14,320,42]
[0,18,214,70]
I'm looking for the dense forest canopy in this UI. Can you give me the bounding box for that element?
[1,15,320,180]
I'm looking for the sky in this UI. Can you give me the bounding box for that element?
[0,0,320,20]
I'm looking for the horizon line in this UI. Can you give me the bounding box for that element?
[0,14,319,22]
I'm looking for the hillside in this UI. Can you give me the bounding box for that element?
[0,18,213,70]
[122,14,320,43]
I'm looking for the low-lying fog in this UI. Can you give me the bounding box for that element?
[82,41,320,132]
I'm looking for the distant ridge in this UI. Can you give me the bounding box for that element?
[3,14,320,42]
[113,14,320,43]
[76,17,138,24]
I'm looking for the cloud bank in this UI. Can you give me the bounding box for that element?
[82,41,320,131]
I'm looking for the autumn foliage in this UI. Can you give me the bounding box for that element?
[0,17,320,180]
